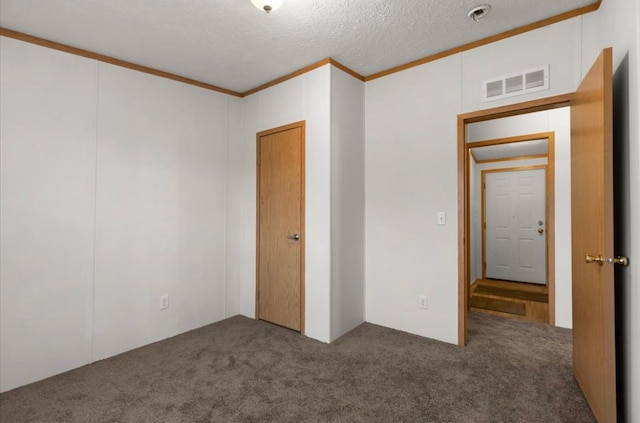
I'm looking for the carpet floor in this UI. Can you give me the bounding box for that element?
[0,312,594,423]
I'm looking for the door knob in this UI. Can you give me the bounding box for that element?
[287,234,300,241]
[585,254,604,265]
[537,228,544,234]
[606,256,629,266]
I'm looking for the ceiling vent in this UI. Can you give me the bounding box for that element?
[482,65,549,102]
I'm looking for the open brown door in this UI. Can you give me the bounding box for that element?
[570,48,626,423]
[256,121,305,332]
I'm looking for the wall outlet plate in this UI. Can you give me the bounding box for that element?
[419,295,428,309]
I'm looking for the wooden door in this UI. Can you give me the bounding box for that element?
[256,121,305,332]
[570,48,617,423]
[484,167,546,284]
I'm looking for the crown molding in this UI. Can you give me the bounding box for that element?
[0,2,602,96]
[365,1,602,81]
[0,27,243,97]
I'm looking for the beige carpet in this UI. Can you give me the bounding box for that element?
[0,312,595,422]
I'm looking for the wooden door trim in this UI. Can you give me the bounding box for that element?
[458,97,570,346]
[255,120,306,334]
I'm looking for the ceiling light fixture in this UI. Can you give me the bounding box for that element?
[467,4,491,22]
[251,0,283,13]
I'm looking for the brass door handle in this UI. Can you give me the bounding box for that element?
[585,254,629,266]
[606,256,629,266]
[585,254,604,265]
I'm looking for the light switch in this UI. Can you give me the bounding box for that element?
[437,212,446,225]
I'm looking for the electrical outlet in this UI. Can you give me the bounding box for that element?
[419,295,428,310]
[159,295,169,310]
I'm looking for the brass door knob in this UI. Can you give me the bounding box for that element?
[606,256,629,266]
[585,254,604,265]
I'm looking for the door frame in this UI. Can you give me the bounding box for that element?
[457,94,572,345]
[481,164,551,288]
[255,120,306,334]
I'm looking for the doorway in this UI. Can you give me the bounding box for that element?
[467,131,555,325]
[458,49,619,423]
[456,94,572,345]
[256,121,305,333]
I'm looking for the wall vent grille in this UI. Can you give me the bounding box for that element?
[482,65,549,102]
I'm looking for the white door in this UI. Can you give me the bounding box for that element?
[484,167,546,284]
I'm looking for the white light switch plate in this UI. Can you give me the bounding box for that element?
[437,212,446,225]
[159,295,169,310]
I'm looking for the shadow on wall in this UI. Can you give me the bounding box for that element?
[613,52,630,423]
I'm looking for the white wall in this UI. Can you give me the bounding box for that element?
[92,63,228,360]
[365,54,462,344]
[549,108,573,330]
[469,156,479,282]
[581,0,640,421]
[365,18,582,344]
[0,36,231,391]
[461,17,582,112]
[229,65,333,343]
[330,67,365,341]
[466,108,573,329]
[225,96,244,318]
[0,37,97,393]
[467,110,551,141]
[228,64,366,343]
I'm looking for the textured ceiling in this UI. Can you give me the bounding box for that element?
[0,0,598,93]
